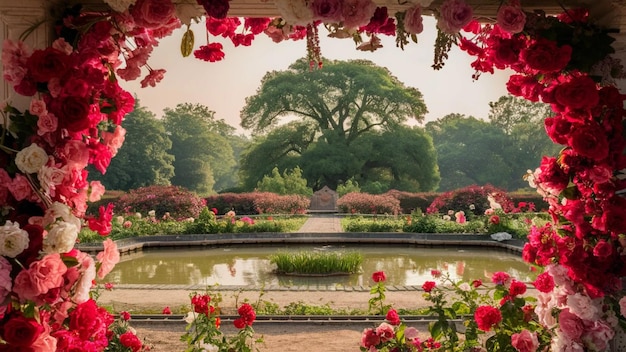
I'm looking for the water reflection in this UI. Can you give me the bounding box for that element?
[106,245,537,286]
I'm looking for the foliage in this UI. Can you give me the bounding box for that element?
[253,192,310,214]
[181,290,262,352]
[336,179,361,197]
[426,184,513,216]
[114,185,207,219]
[402,215,484,234]
[341,216,403,232]
[384,190,439,214]
[337,192,402,214]
[239,58,438,191]
[163,103,237,195]
[269,251,363,275]
[256,166,313,196]
[90,99,175,191]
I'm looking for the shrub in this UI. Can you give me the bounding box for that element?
[403,215,485,233]
[336,179,361,197]
[114,185,206,219]
[253,193,310,214]
[337,192,402,214]
[383,190,438,214]
[256,166,313,196]
[341,216,403,232]
[426,184,514,216]
[205,192,310,215]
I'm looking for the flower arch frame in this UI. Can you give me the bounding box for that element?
[0,0,625,351]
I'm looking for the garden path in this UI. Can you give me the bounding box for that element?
[295,213,343,233]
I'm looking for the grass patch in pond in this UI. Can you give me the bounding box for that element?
[269,251,363,276]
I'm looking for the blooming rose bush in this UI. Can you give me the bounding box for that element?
[181,291,262,352]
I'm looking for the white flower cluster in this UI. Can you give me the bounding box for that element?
[0,220,29,257]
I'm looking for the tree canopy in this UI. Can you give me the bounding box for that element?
[163,103,237,195]
[241,58,427,144]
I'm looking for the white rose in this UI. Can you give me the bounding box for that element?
[15,143,48,174]
[148,210,156,217]
[0,220,30,258]
[115,216,125,225]
[43,221,78,254]
[38,164,66,195]
[44,202,81,230]
[275,0,314,26]
[175,0,204,25]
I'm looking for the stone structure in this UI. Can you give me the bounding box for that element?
[309,186,338,212]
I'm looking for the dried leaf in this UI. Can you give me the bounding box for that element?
[181,27,194,57]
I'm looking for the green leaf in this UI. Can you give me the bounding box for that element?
[181,27,194,57]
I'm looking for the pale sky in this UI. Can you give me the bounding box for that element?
[120,17,511,135]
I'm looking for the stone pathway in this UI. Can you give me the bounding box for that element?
[296,213,342,233]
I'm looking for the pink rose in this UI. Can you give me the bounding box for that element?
[558,309,583,340]
[360,328,380,348]
[592,240,613,258]
[341,0,376,29]
[496,2,526,34]
[0,257,12,302]
[582,320,614,351]
[511,329,539,352]
[36,112,58,136]
[88,181,106,203]
[310,0,343,22]
[9,174,34,201]
[618,296,626,317]
[101,125,126,157]
[97,238,120,279]
[131,0,176,29]
[376,322,394,342]
[404,5,424,34]
[13,253,66,301]
[29,98,47,117]
[437,0,473,34]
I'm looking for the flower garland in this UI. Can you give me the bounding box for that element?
[0,0,624,350]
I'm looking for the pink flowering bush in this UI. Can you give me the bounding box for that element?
[206,192,309,215]
[426,184,514,216]
[113,185,207,220]
[337,192,402,214]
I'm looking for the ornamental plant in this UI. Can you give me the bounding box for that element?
[181,291,263,352]
[114,185,207,220]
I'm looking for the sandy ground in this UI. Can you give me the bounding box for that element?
[99,288,431,351]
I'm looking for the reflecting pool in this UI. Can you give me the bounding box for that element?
[105,244,536,287]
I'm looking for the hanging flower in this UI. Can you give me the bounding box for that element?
[496,0,526,34]
[194,43,225,62]
[437,0,473,34]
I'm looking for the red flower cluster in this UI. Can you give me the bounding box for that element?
[386,309,401,326]
[422,281,436,293]
[233,303,256,329]
[372,271,386,283]
[474,305,503,331]
[191,294,214,316]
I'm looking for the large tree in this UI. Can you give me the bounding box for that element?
[241,58,428,144]
[163,103,236,195]
[90,99,174,190]
[426,114,513,191]
[239,58,435,191]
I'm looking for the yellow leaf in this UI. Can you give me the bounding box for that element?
[181,27,194,57]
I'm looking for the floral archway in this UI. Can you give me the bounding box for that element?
[0,0,625,351]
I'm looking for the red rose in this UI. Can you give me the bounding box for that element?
[544,116,571,145]
[120,311,131,321]
[508,279,526,296]
[360,328,381,348]
[491,271,510,285]
[554,75,600,110]
[206,17,240,37]
[233,317,246,329]
[489,215,500,225]
[0,314,44,346]
[506,74,543,102]
[237,303,256,326]
[120,332,143,352]
[27,48,68,83]
[194,43,225,63]
[244,17,271,35]
[50,96,91,132]
[372,271,386,283]
[474,305,502,331]
[532,272,555,293]
[471,279,482,288]
[490,38,522,66]
[198,0,230,19]
[520,38,572,73]
[593,240,613,258]
[535,156,569,194]
[131,0,176,29]
[568,122,609,160]
[162,306,172,315]
[191,294,211,315]
[422,281,436,293]
[386,309,401,325]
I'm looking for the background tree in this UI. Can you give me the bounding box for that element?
[163,103,236,195]
[90,99,174,190]
[426,114,512,191]
[488,95,561,189]
[256,166,313,196]
[239,58,437,192]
